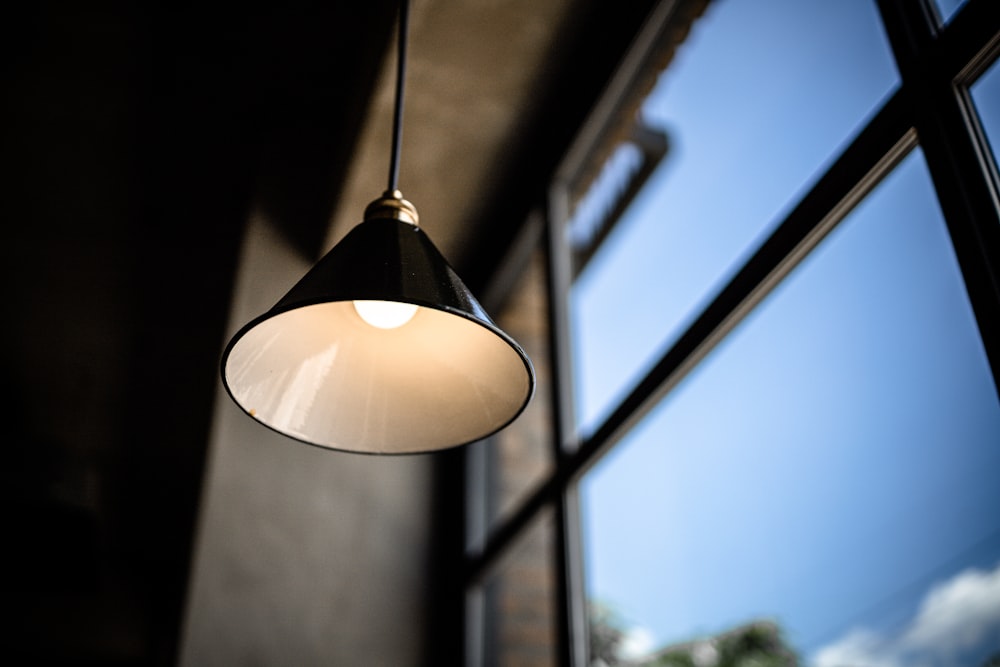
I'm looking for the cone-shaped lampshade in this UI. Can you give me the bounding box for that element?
[221,196,534,454]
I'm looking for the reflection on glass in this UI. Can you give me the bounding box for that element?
[972,56,1000,175]
[580,150,1000,666]
[570,0,899,434]
[477,510,556,667]
[489,251,554,529]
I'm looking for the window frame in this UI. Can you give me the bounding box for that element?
[460,0,1000,665]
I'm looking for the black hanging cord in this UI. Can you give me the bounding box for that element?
[388,0,410,193]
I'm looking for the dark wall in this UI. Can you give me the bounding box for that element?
[1,2,394,663]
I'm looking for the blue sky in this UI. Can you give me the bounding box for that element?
[571,0,1000,663]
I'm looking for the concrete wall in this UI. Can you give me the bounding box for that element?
[180,212,433,667]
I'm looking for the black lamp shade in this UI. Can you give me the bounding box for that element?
[221,216,535,454]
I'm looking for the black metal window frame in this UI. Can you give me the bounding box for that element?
[461,0,1000,665]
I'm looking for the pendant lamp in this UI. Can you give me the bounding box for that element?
[221,0,535,454]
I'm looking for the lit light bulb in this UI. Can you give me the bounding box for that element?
[353,300,418,329]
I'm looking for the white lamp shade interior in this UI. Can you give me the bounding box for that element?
[223,301,532,453]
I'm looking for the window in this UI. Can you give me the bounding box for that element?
[571,0,898,434]
[581,148,1000,663]
[463,1,1000,665]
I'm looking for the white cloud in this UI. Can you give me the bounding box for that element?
[618,625,656,660]
[812,628,899,667]
[902,562,1000,655]
[811,561,1000,667]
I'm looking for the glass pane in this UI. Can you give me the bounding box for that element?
[490,250,554,529]
[972,56,1000,175]
[933,0,967,25]
[581,150,1000,666]
[476,511,557,667]
[570,0,899,434]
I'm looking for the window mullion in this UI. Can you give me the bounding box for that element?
[547,181,589,667]
[878,0,1000,391]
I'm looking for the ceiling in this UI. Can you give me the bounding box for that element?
[1,0,660,663]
